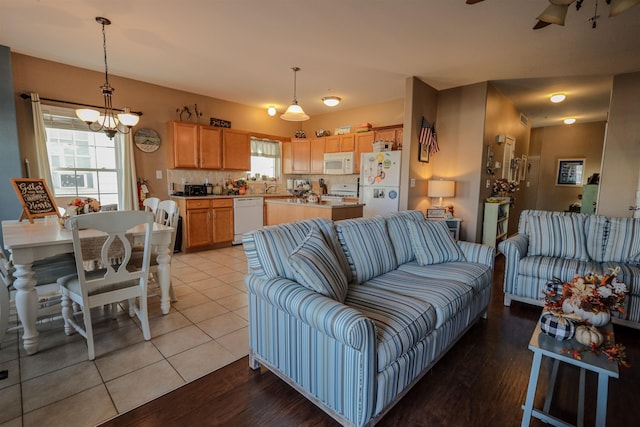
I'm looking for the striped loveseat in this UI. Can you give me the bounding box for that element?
[242,210,495,426]
[499,210,640,328]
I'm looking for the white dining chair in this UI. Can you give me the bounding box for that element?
[131,200,180,301]
[142,197,160,215]
[0,251,77,344]
[58,211,154,360]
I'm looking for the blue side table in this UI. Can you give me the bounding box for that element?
[521,323,618,427]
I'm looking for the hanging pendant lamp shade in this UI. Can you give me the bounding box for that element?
[609,0,640,16]
[280,67,309,121]
[536,3,570,26]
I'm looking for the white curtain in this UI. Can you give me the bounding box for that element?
[30,93,54,189]
[116,132,139,210]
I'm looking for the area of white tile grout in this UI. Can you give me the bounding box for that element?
[0,245,250,427]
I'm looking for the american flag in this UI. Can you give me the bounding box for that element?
[419,117,439,155]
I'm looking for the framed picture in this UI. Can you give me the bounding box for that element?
[519,154,528,181]
[418,143,429,163]
[556,158,585,186]
[427,208,446,218]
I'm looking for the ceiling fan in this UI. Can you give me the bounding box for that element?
[465,0,640,29]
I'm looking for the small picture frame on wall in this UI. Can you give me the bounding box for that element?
[556,158,585,186]
[418,143,429,163]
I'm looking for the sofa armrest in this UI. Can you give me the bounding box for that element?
[245,275,375,351]
[457,241,495,268]
[498,234,529,297]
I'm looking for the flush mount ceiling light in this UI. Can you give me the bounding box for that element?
[267,105,277,116]
[75,17,139,139]
[564,118,577,124]
[322,96,341,107]
[550,93,567,103]
[280,67,309,121]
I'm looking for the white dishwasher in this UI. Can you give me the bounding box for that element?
[233,197,264,244]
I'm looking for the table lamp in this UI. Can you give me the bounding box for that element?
[427,179,455,218]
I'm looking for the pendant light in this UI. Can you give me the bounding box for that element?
[76,17,139,139]
[280,67,309,121]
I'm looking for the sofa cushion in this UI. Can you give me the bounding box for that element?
[527,214,589,261]
[345,282,437,372]
[379,210,426,265]
[406,220,466,265]
[362,270,474,329]
[397,260,492,295]
[585,215,609,262]
[336,217,398,284]
[289,227,349,302]
[600,218,640,264]
[600,262,639,295]
[247,218,351,282]
[518,255,602,285]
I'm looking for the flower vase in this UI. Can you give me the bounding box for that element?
[562,300,611,327]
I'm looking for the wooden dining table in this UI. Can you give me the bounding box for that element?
[2,216,174,355]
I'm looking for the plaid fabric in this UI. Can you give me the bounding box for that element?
[539,311,576,341]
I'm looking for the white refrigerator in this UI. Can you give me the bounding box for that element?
[359,151,402,217]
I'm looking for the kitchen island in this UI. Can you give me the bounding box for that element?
[265,199,364,226]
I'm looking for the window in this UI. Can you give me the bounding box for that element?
[42,105,123,207]
[250,137,281,180]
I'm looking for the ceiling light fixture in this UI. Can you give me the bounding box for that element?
[322,96,341,107]
[564,118,577,124]
[550,93,567,103]
[76,17,139,139]
[280,67,309,121]
[267,105,277,116]
[534,0,640,29]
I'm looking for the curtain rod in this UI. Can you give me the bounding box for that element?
[19,93,143,116]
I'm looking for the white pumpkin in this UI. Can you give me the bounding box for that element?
[575,325,604,347]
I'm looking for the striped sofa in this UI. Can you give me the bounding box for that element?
[242,211,495,426]
[499,209,640,328]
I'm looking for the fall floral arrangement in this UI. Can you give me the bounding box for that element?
[68,197,101,215]
[541,269,629,367]
[492,178,518,195]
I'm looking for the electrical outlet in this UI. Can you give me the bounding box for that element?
[156,170,162,179]
[410,178,416,188]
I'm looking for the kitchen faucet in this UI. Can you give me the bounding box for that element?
[264,183,277,193]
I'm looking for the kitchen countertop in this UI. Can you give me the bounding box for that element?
[170,193,292,199]
[265,199,365,208]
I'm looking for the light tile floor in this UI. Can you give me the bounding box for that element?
[0,245,250,427]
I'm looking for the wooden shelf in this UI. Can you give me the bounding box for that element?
[482,200,510,251]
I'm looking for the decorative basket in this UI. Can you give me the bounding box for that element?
[539,311,576,341]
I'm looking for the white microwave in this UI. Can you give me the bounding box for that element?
[323,152,355,175]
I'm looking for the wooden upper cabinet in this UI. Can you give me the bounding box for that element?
[282,141,292,174]
[325,135,340,153]
[339,134,355,152]
[310,138,325,173]
[167,121,222,169]
[374,126,403,150]
[290,138,310,173]
[325,134,354,153]
[168,121,199,168]
[354,132,375,173]
[199,125,222,169]
[222,129,251,170]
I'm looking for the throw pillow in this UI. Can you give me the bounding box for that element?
[288,226,349,302]
[406,220,466,265]
[527,214,589,261]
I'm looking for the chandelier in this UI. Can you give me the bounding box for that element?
[280,67,309,121]
[76,17,139,139]
[534,0,640,29]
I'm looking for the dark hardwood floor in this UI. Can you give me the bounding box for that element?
[101,257,640,426]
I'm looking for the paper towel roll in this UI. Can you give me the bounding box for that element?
[287,179,294,190]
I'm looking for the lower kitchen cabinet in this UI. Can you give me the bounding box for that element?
[177,198,234,251]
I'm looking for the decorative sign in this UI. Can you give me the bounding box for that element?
[210,117,231,128]
[10,178,60,223]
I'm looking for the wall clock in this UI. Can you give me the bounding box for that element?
[134,128,161,153]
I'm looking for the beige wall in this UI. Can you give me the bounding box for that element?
[304,98,404,135]
[436,83,487,242]
[598,71,640,217]
[530,121,605,212]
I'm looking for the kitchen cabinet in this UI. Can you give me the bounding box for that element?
[167,121,222,169]
[374,126,403,150]
[290,138,311,173]
[325,134,355,153]
[263,195,291,225]
[222,129,251,170]
[282,138,324,174]
[177,198,234,251]
[354,132,375,173]
[310,138,325,173]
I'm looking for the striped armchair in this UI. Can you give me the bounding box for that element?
[243,211,494,426]
[499,210,640,328]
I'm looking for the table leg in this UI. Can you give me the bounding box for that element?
[544,359,560,414]
[11,263,39,355]
[578,368,586,427]
[595,373,609,427]
[155,245,172,315]
[522,351,543,427]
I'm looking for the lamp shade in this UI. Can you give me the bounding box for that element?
[280,103,309,121]
[428,179,456,207]
[609,0,640,16]
[537,3,569,26]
